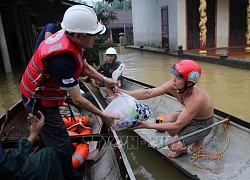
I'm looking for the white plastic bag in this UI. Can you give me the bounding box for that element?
[104,93,151,130]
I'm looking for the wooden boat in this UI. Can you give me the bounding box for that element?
[0,82,135,180]
[98,77,250,180]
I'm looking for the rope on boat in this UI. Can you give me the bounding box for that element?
[190,119,230,174]
[67,119,92,131]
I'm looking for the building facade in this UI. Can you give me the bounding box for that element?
[132,0,249,52]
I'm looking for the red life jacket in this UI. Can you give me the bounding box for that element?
[20,30,85,107]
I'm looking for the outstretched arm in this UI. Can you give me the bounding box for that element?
[117,80,172,100]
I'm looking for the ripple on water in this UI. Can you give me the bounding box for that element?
[0,73,22,115]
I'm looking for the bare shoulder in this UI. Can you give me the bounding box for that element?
[186,86,213,118]
[195,86,212,102]
[186,87,210,104]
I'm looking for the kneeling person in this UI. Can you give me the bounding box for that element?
[117,59,214,158]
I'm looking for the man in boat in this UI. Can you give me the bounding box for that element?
[118,59,214,158]
[20,5,119,179]
[0,112,63,179]
[96,47,124,87]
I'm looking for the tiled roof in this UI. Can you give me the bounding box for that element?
[107,9,133,28]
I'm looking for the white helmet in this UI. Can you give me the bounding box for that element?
[61,5,106,35]
[105,47,117,55]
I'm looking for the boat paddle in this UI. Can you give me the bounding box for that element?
[156,118,229,149]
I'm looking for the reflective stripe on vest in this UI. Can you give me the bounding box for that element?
[21,79,35,97]
[32,58,43,74]
[21,79,64,101]
[49,43,62,52]
[26,68,39,86]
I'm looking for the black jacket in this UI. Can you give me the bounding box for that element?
[97,61,123,82]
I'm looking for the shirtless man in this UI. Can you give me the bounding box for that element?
[117,59,214,158]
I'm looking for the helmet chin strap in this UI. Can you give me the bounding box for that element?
[177,82,194,94]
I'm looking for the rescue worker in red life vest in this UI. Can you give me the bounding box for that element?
[20,5,119,180]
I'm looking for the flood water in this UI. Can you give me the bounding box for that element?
[0,49,249,179]
[118,49,250,122]
[0,69,23,114]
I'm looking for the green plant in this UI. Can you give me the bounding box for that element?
[85,4,118,66]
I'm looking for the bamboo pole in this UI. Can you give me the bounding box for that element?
[157,118,229,149]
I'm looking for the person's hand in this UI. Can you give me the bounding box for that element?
[79,76,89,82]
[114,88,128,97]
[128,120,150,130]
[90,79,98,88]
[27,111,45,144]
[95,80,102,86]
[117,80,121,88]
[100,112,119,128]
[103,77,118,88]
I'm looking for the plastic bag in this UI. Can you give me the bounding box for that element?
[104,93,151,130]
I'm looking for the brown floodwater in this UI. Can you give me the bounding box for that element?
[0,71,23,114]
[118,49,250,122]
[0,49,249,179]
